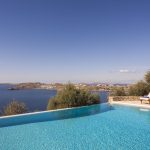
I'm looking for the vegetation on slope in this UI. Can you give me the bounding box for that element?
[4,100,27,116]
[47,83,100,110]
[112,71,150,96]
[111,87,126,96]
[128,71,150,96]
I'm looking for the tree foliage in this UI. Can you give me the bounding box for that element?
[128,71,150,96]
[128,81,148,96]
[47,84,100,110]
[4,100,27,116]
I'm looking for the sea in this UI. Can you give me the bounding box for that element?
[0,84,109,114]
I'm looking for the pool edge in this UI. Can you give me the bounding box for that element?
[0,103,108,119]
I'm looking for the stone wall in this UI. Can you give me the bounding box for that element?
[109,96,140,102]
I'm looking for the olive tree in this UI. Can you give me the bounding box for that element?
[47,83,100,110]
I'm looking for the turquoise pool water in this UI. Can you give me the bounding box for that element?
[0,103,150,150]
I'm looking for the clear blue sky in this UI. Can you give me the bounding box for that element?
[0,0,150,83]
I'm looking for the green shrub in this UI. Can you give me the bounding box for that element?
[47,98,59,110]
[126,71,150,96]
[47,84,100,110]
[4,100,27,116]
[111,87,126,96]
[128,81,148,96]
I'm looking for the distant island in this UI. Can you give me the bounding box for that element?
[8,82,55,90]
[8,82,129,91]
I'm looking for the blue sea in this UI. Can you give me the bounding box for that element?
[0,84,108,113]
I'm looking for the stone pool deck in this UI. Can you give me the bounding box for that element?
[109,96,150,109]
[111,101,150,109]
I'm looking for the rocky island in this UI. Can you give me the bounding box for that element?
[8,82,49,90]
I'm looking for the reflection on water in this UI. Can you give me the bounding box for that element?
[53,103,113,120]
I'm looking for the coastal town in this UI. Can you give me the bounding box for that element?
[8,82,129,91]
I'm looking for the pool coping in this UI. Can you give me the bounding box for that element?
[1,102,150,119]
[111,101,150,109]
[0,103,104,119]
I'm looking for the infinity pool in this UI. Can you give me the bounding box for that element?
[0,103,150,150]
